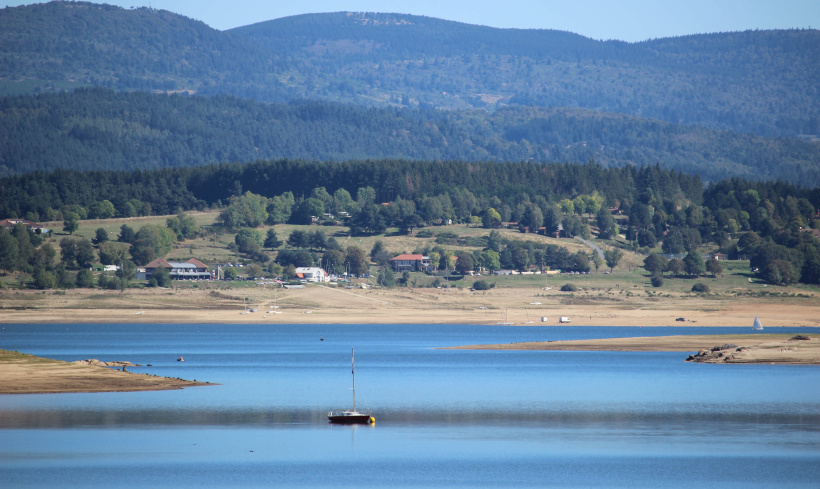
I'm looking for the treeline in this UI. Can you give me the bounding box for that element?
[0,159,698,221]
[3,89,820,184]
[2,3,819,138]
[2,157,819,285]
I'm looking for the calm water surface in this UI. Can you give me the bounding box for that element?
[1,324,819,488]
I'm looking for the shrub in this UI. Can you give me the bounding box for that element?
[560,283,577,292]
[416,229,434,238]
[473,280,490,290]
[650,275,664,287]
[691,282,710,293]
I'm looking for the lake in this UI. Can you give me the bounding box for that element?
[2,323,819,488]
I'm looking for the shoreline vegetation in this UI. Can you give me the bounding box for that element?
[0,350,213,395]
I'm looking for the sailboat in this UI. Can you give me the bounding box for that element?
[266,289,282,314]
[497,307,514,326]
[327,348,374,424]
[753,315,763,331]
[135,305,144,315]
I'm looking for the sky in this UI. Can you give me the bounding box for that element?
[3,0,819,42]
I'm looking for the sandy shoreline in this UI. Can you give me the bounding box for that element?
[2,284,819,327]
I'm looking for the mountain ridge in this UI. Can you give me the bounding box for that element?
[1,2,817,139]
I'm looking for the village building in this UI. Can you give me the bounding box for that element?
[138,258,211,280]
[294,267,330,282]
[0,218,50,234]
[389,254,431,272]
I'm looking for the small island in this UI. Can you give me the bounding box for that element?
[0,349,213,394]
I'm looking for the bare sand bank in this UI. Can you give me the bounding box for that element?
[0,350,213,394]
[2,284,819,327]
[443,334,820,365]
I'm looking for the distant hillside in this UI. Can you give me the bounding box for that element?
[2,89,818,186]
[1,3,818,139]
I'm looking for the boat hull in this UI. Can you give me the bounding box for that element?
[327,411,373,424]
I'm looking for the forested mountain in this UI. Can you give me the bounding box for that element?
[1,2,818,139]
[2,88,819,185]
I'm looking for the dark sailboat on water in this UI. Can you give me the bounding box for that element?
[327,348,374,424]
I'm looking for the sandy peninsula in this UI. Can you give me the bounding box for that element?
[443,334,820,365]
[0,349,213,394]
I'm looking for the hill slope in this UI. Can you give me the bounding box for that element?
[1,89,818,185]
[0,3,818,139]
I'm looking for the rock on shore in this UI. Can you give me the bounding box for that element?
[686,335,815,364]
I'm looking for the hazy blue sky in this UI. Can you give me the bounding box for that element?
[4,0,819,42]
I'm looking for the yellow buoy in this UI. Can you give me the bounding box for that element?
[369,416,375,424]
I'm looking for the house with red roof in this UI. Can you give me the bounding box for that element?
[139,258,211,280]
[389,254,431,272]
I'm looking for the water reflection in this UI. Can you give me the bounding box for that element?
[4,405,820,431]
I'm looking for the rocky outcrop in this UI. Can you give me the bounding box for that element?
[686,336,815,364]
[73,359,143,367]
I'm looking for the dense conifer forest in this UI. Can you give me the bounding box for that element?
[1,89,818,184]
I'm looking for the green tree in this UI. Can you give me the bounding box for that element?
[235,228,263,254]
[0,229,19,274]
[291,197,325,225]
[129,225,176,265]
[643,254,668,275]
[264,229,282,249]
[428,251,441,271]
[346,246,369,276]
[481,250,501,273]
[591,252,604,272]
[166,213,199,240]
[150,266,172,287]
[75,239,96,269]
[118,224,136,244]
[596,208,618,239]
[706,257,723,278]
[455,251,474,274]
[75,269,94,288]
[223,266,238,281]
[218,191,268,229]
[56,264,75,288]
[266,194,294,224]
[684,250,706,277]
[63,217,79,235]
[482,207,502,228]
[287,230,309,249]
[667,258,685,276]
[604,249,623,272]
[88,200,116,219]
[60,238,78,268]
[93,228,109,245]
[377,267,396,287]
[116,260,136,282]
[98,241,128,266]
[32,265,56,289]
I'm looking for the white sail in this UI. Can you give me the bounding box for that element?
[753,315,763,330]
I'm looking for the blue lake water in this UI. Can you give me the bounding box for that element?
[2,323,819,488]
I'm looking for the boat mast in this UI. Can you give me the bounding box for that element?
[351,347,356,412]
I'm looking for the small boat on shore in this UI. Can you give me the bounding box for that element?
[328,348,374,424]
